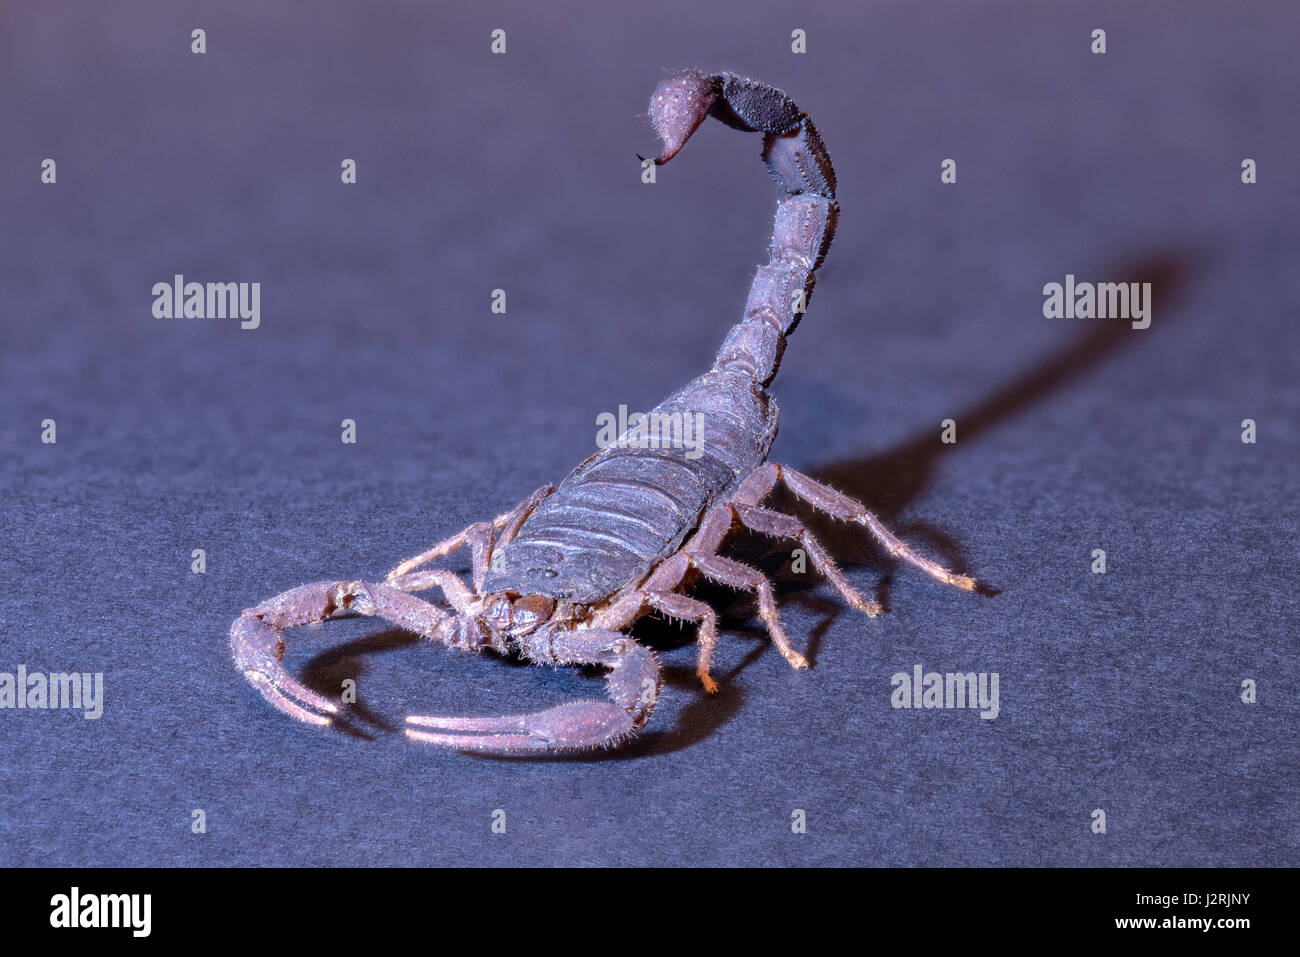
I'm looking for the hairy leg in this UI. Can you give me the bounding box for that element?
[734,463,975,591]
[386,484,553,590]
[727,503,883,615]
[592,557,724,693]
[385,567,476,612]
[684,551,808,671]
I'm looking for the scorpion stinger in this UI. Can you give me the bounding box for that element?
[231,71,977,755]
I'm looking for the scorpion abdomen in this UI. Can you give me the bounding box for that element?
[483,370,776,603]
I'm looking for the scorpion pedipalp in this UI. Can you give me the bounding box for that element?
[405,631,660,753]
[231,579,463,726]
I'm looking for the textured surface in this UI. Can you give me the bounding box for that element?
[1,1,1297,866]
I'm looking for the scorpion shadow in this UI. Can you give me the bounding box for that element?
[796,249,1199,609]
[299,248,1197,758]
[297,614,755,757]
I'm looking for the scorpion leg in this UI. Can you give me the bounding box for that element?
[726,503,884,616]
[387,483,553,589]
[405,631,660,753]
[681,505,818,670]
[388,520,493,589]
[642,592,721,693]
[232,580,454,725]
[737,464,976,591]
[685,551,810,673]
[590,556,725,693]
[386,567,476,611]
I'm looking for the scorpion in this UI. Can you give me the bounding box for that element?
[230,70,977,753]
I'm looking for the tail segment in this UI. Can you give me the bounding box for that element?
[647,70,838,387]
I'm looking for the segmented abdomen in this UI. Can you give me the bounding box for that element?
[484,370,776,603]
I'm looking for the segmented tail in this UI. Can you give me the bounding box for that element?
[647,70,838,387]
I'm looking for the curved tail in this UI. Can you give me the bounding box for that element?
[646,70,838,387]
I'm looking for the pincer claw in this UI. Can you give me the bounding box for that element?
[231,614,338,725]
[405,701,638,754]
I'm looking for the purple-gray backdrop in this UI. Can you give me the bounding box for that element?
[1,1,1296,866]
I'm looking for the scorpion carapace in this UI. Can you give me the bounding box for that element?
[230,70,977,753]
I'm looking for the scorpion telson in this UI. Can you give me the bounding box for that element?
[231,70,978,753]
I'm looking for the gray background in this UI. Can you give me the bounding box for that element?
[1,0,1296,866]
